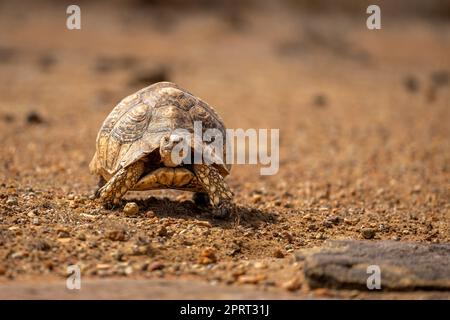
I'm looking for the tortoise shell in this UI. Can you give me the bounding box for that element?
[89,82,231,180]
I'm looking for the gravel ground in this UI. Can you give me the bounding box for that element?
[0,1,449,299]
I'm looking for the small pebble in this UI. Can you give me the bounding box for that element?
[403,75,419,93]
[107,229,127,241]
[149,262,165,271]
[6,198,17,206]
[26,111,44,124]
[273,249,285,259]
[198,248,217,265]
[312,94,328,107]
[123,202,139,216]
[124,266,133,275]
[77,233,87,241]
[237,274,266,284]
[157,226,168,237]
[282,277,302,291]
[57,230,70,238]
[361,228,376,239]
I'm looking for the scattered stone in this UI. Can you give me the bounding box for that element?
[253,262,267,269]
[195,221,212,228]
[96,263,111,270]
[149,262,165,271]
[26,111,45,124]
[226,242,241,256]
[312,94,328,107]
[313,288,333,298]
[11,251,27,259]
[252,194,262,203]
[431,70,449,87]
[344,218,358,225]
[282,277,302,291]
[80,213,97,220]
[38,54,57,71]
[125,244,154,257]
[198,248,217,265]
[157,226,168,237]
[124,266,133,276]
[237,274,267,284]
[1,113,15,123]
[145,210,156,218]
[361,228,376,239]
[301,240,450,291]
[322,220,333,228]
[68,201,78,208]
[31,239,52,251]
[123,202,139,216]
[57,230,70,238]
[327,215,342,225]
[273,249,284,259]
[282,231,293,243]
[285,244,294,251]
[106,229,127,241]
[403,75,419,92]
[77,233,87,241]
[315,233,327,240]
[411,185,421,194]
[6,197,18,206]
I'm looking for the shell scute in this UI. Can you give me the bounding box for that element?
[90,82,230,177]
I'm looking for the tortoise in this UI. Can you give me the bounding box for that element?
[89,82,234,217]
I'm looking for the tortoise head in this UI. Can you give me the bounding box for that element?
[159,133,188,167]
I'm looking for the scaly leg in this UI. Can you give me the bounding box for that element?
[193,164,234,217]
[98,161,145,206]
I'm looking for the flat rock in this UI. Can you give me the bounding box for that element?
[296,240,450,291]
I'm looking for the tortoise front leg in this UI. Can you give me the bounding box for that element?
[98,161,145,206]
[193,164,234,217]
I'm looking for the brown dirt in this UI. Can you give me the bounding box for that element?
[0,1,449,299]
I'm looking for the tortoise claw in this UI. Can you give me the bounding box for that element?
[211,202,233,219]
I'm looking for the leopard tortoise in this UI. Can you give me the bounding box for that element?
[89,82,233,217]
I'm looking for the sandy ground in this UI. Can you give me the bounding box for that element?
[0,1,449,299]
